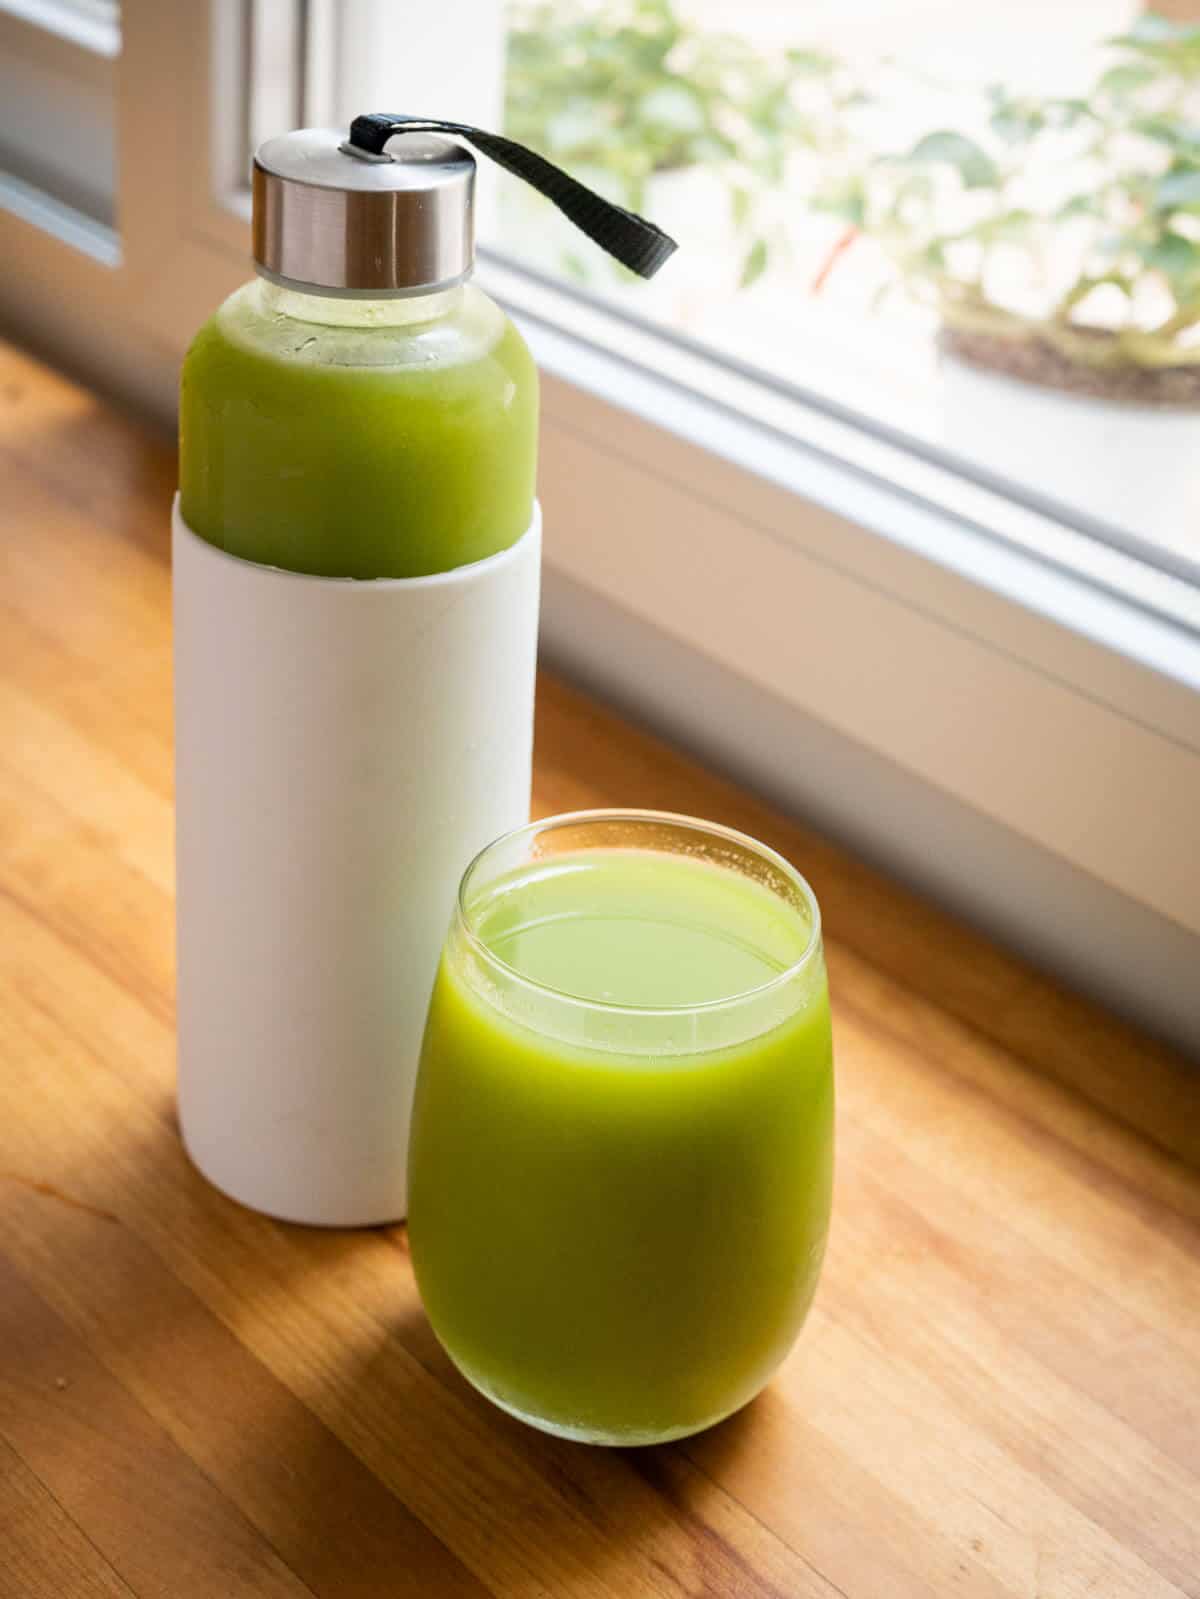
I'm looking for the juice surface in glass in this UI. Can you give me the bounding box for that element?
[179,278,537,577]
[408,812,834,1446]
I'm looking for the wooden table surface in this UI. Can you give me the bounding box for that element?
[1,341,1198,1599]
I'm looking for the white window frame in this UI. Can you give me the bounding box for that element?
[2,0,1197,1049]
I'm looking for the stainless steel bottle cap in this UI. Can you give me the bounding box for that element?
[252,127,475,297]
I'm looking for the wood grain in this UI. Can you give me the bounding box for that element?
[0,340,1198,1598]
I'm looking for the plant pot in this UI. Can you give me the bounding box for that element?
[941,326,1200,409]
[937,334,1200,569]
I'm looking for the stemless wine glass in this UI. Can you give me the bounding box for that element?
[407,810,833,1446]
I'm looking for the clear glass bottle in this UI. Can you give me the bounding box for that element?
[173,129,542,1225]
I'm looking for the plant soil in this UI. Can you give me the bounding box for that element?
[940,326,1200,409]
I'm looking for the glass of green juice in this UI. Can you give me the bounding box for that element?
[407,810,834,1446]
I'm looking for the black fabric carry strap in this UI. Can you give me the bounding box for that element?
[347,112,677,280]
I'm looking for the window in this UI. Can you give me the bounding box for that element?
[1,0,1197,1048]
[493,1,1200,618]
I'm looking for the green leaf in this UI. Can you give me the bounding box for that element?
[1053,97,1095,127]
[1056,193,1099,219]
[1134,117,1200,152]
[812,177,866,226]
[785,47,836,76]
[1140,231,1200,281]
[987,93,1053,144]
[1112,31,1200,75]
[739,238,769,289]
[989,108,1041,145]
[905,130,998,188]
[731,185,752,229]
[688,132,737,163]
[760,145,786,184]
[1156,167,1200,207]
[975,207,1035,241]
[638,84,706,135]
[1097,62,1156,97]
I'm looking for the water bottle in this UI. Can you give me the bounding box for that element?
[174,116,674,1225]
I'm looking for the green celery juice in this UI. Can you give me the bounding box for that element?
[408,837,834,1445]
[179,278,537,577]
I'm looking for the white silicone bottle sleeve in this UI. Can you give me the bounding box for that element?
[172,497,541,1225]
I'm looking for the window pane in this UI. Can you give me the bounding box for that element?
[0,0,118,226]
[496,0,1200,595]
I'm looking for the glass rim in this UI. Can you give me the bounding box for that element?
[455,807,823,1019]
